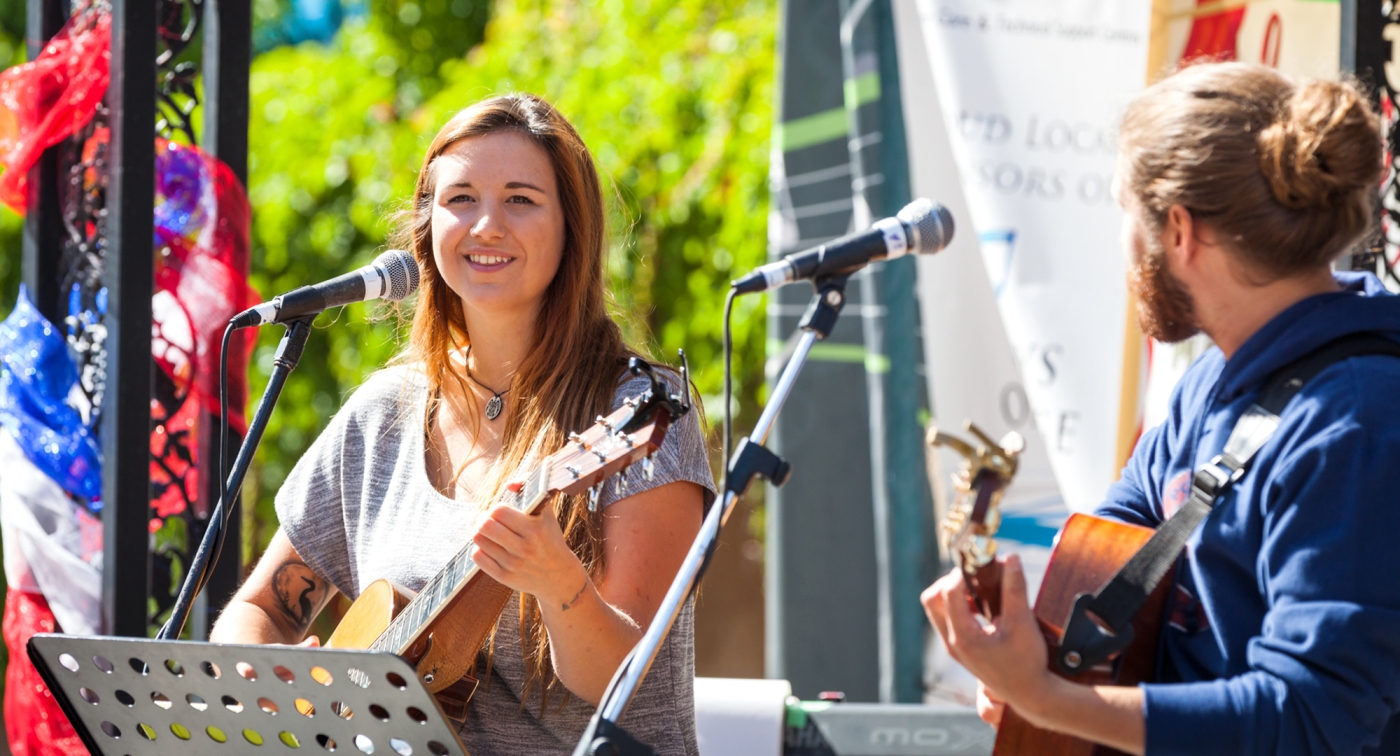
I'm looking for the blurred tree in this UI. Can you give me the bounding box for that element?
[0,0,774,603]
[241,0,774,561]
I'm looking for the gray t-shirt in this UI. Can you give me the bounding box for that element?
[274,365,715,755]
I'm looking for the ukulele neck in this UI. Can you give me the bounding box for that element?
[369,462,552,654]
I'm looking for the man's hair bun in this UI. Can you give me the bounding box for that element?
[1119,63,1381,280]
[1257,80,1382,211]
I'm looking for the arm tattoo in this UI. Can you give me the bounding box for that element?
[272,561,326,633]
[561,579,588,611]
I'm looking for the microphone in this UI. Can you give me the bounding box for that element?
[230,249,420,328]
[731,198,954,294]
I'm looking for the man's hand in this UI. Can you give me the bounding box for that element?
[921,554,1146,755]
[921,554,1054,718]
[977,682,1006,729]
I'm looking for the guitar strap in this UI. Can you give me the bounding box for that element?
[1056,332,1400,676]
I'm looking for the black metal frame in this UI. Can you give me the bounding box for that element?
[1341,0,1400,278]
[21,0,68,325]
[196,0,253,639]
[22,0,251,639]
[105,0,159,639]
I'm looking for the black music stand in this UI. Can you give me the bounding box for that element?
[28,634,468,756]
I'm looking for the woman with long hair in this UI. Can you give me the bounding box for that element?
[212,94,714,755]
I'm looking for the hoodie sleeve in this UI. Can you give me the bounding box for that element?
[1093,350,1220,528]
[1094,419,1168,528]
[1142,413,1400,755]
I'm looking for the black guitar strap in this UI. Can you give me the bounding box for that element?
[1056,332,1400,676]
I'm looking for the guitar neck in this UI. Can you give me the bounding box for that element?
[370,463,553,654]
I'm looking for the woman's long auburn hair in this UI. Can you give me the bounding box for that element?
[393,94,633,710]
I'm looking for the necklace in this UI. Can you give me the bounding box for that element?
[463,347,511,421]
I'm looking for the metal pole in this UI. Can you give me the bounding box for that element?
[598,330,821,723]
[21,0,68,324]
[103,0,157,638]
[193,0,254,640]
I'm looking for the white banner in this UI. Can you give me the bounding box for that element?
[914,0,1152,510]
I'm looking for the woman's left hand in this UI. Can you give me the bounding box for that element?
[471,497,588,609]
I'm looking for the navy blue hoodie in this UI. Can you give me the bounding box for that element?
[1096,272,1400,755]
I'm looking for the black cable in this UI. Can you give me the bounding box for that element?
[720,288,736,497]
[206,322,236,595]
[158,322,235,639]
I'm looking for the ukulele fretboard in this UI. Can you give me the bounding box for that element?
[370,462,551,654]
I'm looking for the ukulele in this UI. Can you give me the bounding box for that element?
[324,359,689,724]
[929,421,1171,756]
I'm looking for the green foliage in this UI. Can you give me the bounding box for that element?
[0,0,775,574]
[241,0,774,559]
[0,13,23,318]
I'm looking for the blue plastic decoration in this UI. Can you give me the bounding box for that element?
[0,285,103,504]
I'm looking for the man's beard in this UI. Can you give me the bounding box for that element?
[1129,239,1199,343]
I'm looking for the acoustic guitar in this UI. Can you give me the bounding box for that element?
[930,422,1171,756]
[323,361,687,723]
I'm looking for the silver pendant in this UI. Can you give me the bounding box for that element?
[485,394,503,420]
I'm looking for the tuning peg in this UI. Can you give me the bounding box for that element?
[569,431,588,450]
[999,431,1026,456]
[596,415,614,432]
[642,455,655,482]
[588,482,603,512]
[565,465,581,480]
[616,468,629,497]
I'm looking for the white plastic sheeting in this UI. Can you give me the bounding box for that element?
[0,432,103,636]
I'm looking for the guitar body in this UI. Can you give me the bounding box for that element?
[993,514,1172,756]
[328,575,512,685]
[326,579,413,651]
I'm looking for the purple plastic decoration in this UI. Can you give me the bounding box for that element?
[0,285,103,505]
[154,139,216,252]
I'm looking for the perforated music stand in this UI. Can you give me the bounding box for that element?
[28,634,468,756]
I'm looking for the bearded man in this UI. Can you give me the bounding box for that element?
[922,62,1400,755]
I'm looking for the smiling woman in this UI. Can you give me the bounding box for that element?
[210,95,715,755]
[429,131,565,323]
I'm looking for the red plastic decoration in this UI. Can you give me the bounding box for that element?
[2,589,84,756]
[0,8,111,213]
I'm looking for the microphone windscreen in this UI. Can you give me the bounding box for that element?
[898,198,955,255]
[375,250,420,301]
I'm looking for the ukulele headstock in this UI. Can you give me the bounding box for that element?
[539,355,690,510]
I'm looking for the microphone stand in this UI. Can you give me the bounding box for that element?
[573,275,851,756]
[158,316,317,640]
